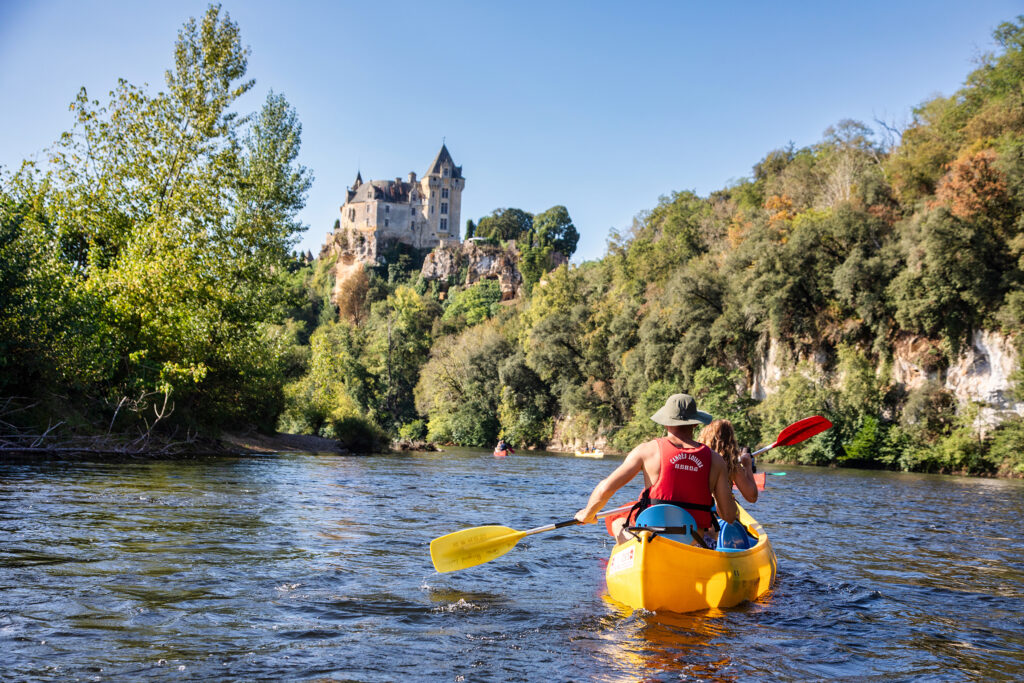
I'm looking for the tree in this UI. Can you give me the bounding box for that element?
[474,207,533,241]
[415,322,510,446]
[441,280,502,330]
[532,205,579,257]
[5,5,311,430]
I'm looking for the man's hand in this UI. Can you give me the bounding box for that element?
[574,508,596,524]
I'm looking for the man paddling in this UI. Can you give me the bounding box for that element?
[574,393,736,546]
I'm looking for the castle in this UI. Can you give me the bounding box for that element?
[338,144,465,256]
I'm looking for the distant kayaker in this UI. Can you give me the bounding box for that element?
[700,419,758,503]
[574,393,736,546]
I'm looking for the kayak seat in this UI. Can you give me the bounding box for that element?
[717,520,753,551]
[633,504,699,545]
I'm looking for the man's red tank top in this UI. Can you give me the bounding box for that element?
[648,438,714,528]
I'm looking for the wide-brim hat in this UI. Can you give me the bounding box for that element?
[650,393,713,427]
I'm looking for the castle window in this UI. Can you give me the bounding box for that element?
[385,218,389,227]
[441,188,449,199]
[385,205,390,213]
[443,167,449,177]
[440,218,448,231]
[410,207,415,215]
[441,202,448,214]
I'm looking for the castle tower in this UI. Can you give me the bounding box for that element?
[420,143,464,245]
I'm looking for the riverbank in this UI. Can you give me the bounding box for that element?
[220,431,350,455]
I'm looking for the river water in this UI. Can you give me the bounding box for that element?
[2,448,1023,681]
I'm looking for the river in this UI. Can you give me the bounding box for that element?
[2,448,1023,681]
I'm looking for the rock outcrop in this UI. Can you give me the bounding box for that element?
[942,330,1022,425]
[319,225,377,265]
[422,241,523,300]
[750,330,1022,427]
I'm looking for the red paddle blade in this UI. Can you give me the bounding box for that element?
[775,415,832,448]
[604,502,636,537]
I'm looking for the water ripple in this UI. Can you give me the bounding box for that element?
[2,454,1024,680]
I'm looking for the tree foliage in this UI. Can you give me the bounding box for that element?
[1,5,310,433]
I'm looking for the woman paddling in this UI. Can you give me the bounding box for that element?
[699,419,758,503]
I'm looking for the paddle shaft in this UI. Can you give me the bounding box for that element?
[519,504,633,538]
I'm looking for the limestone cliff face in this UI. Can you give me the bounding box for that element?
[421,241,523,301]
[319,225,377,264]
[320,230,525,314]
[941,330,1021,425]
[750,331,1022,426]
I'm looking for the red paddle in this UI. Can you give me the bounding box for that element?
[751,415,832,457]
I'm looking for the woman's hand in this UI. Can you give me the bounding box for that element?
[738,447,754,472]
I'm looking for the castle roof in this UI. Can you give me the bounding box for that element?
[347,179,414,204]
[426,144,462,178]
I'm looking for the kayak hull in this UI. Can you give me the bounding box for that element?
[575,450,604,458]
[493,449,509,457]
[605,504,776,613]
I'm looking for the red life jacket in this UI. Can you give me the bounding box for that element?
[645,438,714,529]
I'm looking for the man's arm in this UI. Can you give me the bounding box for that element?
[574,441,652,523]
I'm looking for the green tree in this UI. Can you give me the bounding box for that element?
[277,321,387,450]
[474,207,533,241]
[441,280,502,330]
[5,5,310,430]
[532,205,579,257]
[415,322,510,446]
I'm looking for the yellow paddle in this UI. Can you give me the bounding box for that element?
[430,504,633,573]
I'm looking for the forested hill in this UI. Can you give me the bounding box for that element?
[2,8,1023,474]
[289,15,1024,474]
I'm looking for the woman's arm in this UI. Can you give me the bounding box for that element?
[733,447,759,503]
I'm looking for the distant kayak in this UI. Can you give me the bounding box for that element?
[574,449,604,459]
[493,448,513,457]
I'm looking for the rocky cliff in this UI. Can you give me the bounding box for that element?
[319,229,525,315]
[751,330,1023,427]
[421,241,523,300]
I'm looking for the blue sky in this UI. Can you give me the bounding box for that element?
[1,1,1021,262]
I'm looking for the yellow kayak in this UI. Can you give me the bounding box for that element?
[575,449,604,458]
[605,504,776,613]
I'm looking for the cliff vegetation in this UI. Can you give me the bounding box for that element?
[3,8,1024,474]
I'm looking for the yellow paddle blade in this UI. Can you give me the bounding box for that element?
[430,525,526,573]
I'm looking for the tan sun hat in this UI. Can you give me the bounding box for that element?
[650,393,713,427]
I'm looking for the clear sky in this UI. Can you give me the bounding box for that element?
[1,1,1021,262]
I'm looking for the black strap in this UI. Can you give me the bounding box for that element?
[630,490,720,533]
[627,525,710,549]
[650,497,713,512]
[649,496,720,531]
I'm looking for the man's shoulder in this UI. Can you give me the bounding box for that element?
[628,438,661,456]
[633,438,662,458]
